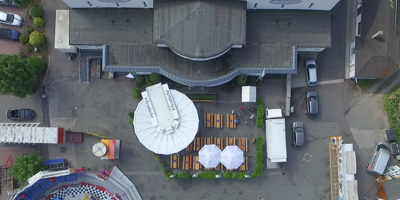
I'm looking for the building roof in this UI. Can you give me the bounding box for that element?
[153,0,247,60]
[354,0,400,78]
[384,179,400,200]
[133,83,199,155]
[69,9,153,46]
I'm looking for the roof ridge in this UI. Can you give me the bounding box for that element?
[155,2,202,41]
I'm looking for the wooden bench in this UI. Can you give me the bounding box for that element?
[239,157,248,171]
[195,137,202,151]
[182,156,190,170]
[193,156,201,170]
[215,137,223,150]
[170,154,179,169]
[226,137,236,146]
[239,137,248,152]
[206,113,214,127]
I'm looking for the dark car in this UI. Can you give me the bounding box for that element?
[0,28,20,41]
[6,109,35,120]
[292,121,304,148]
[306,91,318,117]
[0,0,18,7]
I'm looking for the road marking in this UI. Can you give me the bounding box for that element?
[0,123,40,127]
[292,79,344,88]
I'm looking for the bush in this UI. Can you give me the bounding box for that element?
[252,136,264,179]
[128,112,134,126]
[26,57,45,74]
[256,98,265,128]
[145,76,151,84]
[19,34,29,44]
[232,172,245,179]
[153,154,171,180]
[186,94,217,100]
[13,0,32,8]
[199,171,216,179]
[247,76,257,86]
[29,31,45,47]
[33,17,44,27]
[383,86,400,142]
[146,82,153,87]
[135,81,141,88]
[236,75,248,87]
[25,27,34,35]
[175,172,192,179]
[29,6,43,17]
[17,52,25,58]
[137,76,144,83]
[150,73,162,84]
[133,87,140,99]
[223,171,232,179]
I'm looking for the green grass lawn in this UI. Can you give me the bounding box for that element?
[383,84,400,142]
[357,79,380,90]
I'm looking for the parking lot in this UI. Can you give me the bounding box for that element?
[0,5,24,54]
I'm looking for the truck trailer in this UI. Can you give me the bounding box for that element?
[265,109,287,168]
[0,127,66,144]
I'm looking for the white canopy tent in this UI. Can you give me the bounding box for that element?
[221,146,244,169]
[133,83,199,155]
[241,86,256,102]
[199,144,221,168]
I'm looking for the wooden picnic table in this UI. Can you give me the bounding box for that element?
[193,156,201,170]
[239,157,248,171]
[239,137,248,152]
[170,154,179,169]
[182,156,190,170]
[226,137,236,146]
[226,114,237,128]
[215,137,223,150]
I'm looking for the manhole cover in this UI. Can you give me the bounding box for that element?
[303,153,312,162]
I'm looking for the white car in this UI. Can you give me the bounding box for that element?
[305,60,317,86]
[0,11,23,26]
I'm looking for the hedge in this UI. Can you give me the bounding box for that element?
[153,153,171,180]
[150,73,162,84]
[199,171,216,179]
[19,34,29,44]
[251,136,264,178]
[256,98,265,128]
[236,74,248,87]
[186,94,216,100]
[128,112,134,126]
[133,87,140,99]
[175,172,192,179]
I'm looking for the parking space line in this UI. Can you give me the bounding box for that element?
[292,79,344,88]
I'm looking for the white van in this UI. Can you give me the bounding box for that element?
[305,60,317,86]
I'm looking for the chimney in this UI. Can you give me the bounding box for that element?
[372,31,384,39]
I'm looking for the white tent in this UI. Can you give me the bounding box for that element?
[242,86,256,102]
[133,83,199,155]
[221,146,243,169]
[199,145,221,168]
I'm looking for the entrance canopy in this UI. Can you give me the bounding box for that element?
[134,83,199,155]
[242,86,256,102]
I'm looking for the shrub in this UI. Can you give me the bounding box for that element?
[223,171,232,179]
[19,34,29,44]
[135,81,141,88]
[25,27,34,35]
[17,52,25,58]
[247,76,257,86]
[27,57,45,73]
[29,6,43,17]
[256,98,265,128]
[252,136,264,179]
[13,0,32,8]
[33,17,44,27]
[29,31,45,47]
[233,172,245,179]
[24,44,33,53]
[128,112,134,126]
[153,154,171,180]
[146,82,153,87]
[137,76,144,83]
[150,73,162,84]
[133,87,140,99]
[175,172,192,179]
[236,75,248,87]
[145,76,151,84]
[199,171,216,179]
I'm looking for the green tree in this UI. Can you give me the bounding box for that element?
[19,34,29,44]
[149,73,162,84]
[12,0,32,8]
[29,31,45,47]
[27,56,45,74]
[0,54,37,98]
[9,152,44,186]
[29,6,44,17]
[236,75,248,87]
[33,17,45,27]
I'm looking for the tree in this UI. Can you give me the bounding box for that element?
[9,152,44,186]
[12,0,32,8]
[29,31,45,47]
[236,75,248,87]
[19,34,29,44]
[27,56,45,73]
[0,54,37,98]
[149,73,161,84]
[33,17,45,27]
[29,6,44,17]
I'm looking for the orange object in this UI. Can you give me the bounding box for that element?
[190,155,192,169]
[239,137,242,150]
[5,155,13,167]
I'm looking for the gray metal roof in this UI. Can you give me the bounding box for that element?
[384,179,400,200]
[153,0,247,60]
[69,8,153,45]
[354,0,400,78]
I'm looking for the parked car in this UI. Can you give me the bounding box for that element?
[306,91,318,117]
[366,141,390,175]
[292,121,304,148]
[0,11,23,26]
[305,60,317,86]
[0,0,18,7]
[6,109,35,120]
[0,27,20,41]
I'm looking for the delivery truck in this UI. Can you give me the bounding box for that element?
[265,108,287,169]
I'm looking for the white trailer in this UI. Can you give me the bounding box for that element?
[0,127,66,144]
[265,108,287,168]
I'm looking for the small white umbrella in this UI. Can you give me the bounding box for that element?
[221,146,244,169]
[199,144,221,168]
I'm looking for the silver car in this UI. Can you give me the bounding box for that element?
[0,11,23,26]
[305,60,317,86]
[292,121,304,148]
